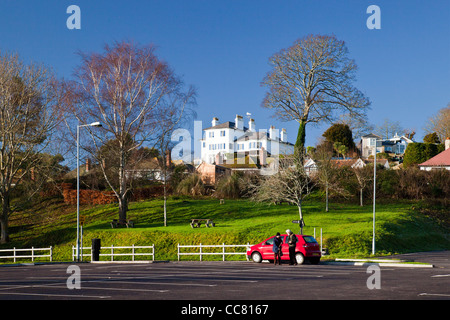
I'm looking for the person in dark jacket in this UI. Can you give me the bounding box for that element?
[286,229,298,265]
[272,232,283,265]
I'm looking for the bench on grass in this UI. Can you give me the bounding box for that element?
[190,219,215,228]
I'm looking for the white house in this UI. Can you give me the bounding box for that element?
[360,133,413,159]
[200,115,294,165]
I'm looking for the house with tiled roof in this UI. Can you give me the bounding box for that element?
[418,138,450,171]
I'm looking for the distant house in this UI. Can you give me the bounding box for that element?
[196,162,231,186]
[360,133,413,159]
[418,138,450,171]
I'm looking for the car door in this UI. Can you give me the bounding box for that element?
[260,236,275,260]
[281,235,289,260]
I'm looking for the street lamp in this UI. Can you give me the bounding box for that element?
[76,121,102,262]
[371,138,382,256]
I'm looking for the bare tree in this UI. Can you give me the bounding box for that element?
[63,41,195,221]
[313,147,349,212]
[353,165,373,206]
[0,52,61,243]
[424,105,450,144]
[375,118,403,139]
[153,89,196,226]
[248,156,316,234]
[261,34,370,163]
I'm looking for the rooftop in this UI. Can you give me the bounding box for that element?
[418,148,450,167]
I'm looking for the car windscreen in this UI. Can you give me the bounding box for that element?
[303,236,318,243]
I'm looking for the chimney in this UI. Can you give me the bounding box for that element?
[281,128,287,142]
[212,117,219,127]
[235,115,243,130]
[85,158,91,172]
[446,137,450,150]
[248,118,255,131]
[269,126,277,140]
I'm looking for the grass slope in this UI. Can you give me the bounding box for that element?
[3,196,450,262]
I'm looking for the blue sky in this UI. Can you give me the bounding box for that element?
[0,0,449,148]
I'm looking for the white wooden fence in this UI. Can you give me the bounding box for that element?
[72,244,155,262]
[0,247,53,263]
[177,243,253,261]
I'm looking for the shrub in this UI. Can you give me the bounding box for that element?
[176,174,206,196]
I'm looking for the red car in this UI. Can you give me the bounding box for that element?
[247,234,321,265]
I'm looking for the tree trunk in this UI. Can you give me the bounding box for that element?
[360,188,364,206]
[118,147,128,221]
[0,196,10,243]
[295,120,307,166]
[325,182,329,212]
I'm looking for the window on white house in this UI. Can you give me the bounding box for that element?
[220,130,226,137]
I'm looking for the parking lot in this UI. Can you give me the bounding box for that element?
[0,251,448,302]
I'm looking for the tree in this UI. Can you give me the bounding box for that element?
[353,165,373,206]
[248,155,316,234]
[403,143,444,168]
[425,105,450,144]
[261,34,370,164]
[313,147,347,212]
[375,118,403,139]
[0,52,61,243]
[333,142,348,159]
[423,132,441,144]
[323,123,356,153]
[63,41,195,221]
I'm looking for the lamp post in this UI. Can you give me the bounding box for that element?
[371,138,381,256]
[76,121,102,262]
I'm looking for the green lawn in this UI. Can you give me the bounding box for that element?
[4,196,450,262]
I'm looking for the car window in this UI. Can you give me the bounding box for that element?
[265,237,274,245]
[303,236,318,243]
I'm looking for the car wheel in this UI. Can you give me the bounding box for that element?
[295,252,305,265]
[251,252,262,263]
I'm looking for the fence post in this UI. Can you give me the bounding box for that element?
[246,243,250,261]
[111,244,114,261]
[13,247,16,263]
[199,243,202,262]
[50,246,53,262]
[132,244,135,262]
[31,246,34,262]
[320,228,323,253]
[152,244,155,261]
[222,243,225,262]
[177,244,180,261]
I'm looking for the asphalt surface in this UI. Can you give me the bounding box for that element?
[0,251,448,303]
